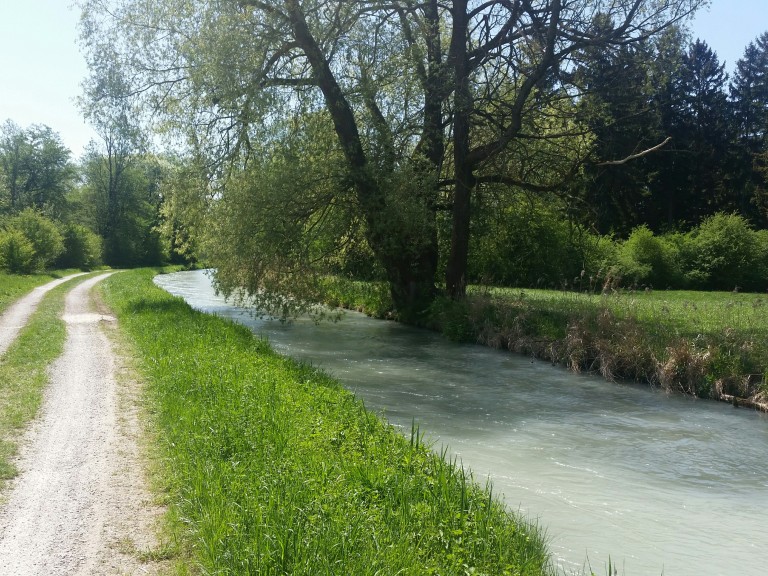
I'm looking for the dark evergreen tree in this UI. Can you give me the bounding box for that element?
[729,32,768,223]
[576,35,661,235]
[731,33,768,148]
[666,40,731,223]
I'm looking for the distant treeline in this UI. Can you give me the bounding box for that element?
[467,204,768,293]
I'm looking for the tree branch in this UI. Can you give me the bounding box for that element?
[596,137,671,166]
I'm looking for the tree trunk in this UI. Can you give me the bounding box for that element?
[446,0,472,300]
[287,0,439,318]
[382,248,438,322]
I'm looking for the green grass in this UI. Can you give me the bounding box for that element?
[0,270,80,315]
[0,274,92,487]
[319,276,394,318]
[484,286,768,343]
[100,269,554,575]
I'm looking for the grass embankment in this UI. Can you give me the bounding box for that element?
[0,273,92,488]
[321,277,768,410]
[100,269,554,575]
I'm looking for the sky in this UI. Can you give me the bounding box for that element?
[0,1,767,161]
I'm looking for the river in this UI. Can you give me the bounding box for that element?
[155,270,768,575]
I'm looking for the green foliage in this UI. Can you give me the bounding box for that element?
[682,212,766,291]
[568,214,768,292]
[203,115,365,317]
[156,157,207,265]
[100,270,554,575]
[468,195,604,289]
[615,225,682,288]
[0,120,75,217]
[318,276,393,318]
[427,297,476,343]
[576,38,663,234]
[56,224,103,270]
[0,228,36,273]
[81,0,710,309]
[79,150,167,267]
[4,209,64,271]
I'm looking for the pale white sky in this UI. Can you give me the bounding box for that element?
[0,1,766,160]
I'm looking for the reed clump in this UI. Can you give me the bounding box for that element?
[434,288,768,411]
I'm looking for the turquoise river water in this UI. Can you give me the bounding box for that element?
[155,270,768,575]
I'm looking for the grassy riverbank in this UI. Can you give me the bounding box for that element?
[320,277,768,409]
[100,269,554,575]
[0,274,90,489]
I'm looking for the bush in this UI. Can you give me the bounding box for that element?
[5,209,64,271]
[0,229,36,273]
[682,213,766,291]
[468,197,604,288]
[615,225,682,288]
[56,224,103,270]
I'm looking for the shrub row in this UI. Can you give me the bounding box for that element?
[612,214,768,291]
[0,209,102,273]
[469,208,768,293]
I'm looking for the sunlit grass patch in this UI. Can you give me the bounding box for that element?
[101,269,555,575]
[0,270,75,315]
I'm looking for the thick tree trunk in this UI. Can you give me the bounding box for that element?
[382,248,438,322]
[287,0,439,318]
[446,0,472,300]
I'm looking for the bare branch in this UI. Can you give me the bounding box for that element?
[596,137,672,166]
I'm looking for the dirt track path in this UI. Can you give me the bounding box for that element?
[0,273,87,357]
[0,273,163,575]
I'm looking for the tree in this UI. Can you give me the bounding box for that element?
[80,147,166,266]
[0,121,76,217]
[1,209,65,271]
[729,32,768,222]
[77,46,167,267]
[650,38,732,225]
[79,0,706,316]
[156,154,209,265]
[575,36,662,234]
[731,32,768,149]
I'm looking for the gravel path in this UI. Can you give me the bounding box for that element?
[0,273,164,575]
[0,273,87,357]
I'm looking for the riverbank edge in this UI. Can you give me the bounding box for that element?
[318,277,768,413]
[101,269,555,575]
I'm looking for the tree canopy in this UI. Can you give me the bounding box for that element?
[0,120,76,218]
[79,0,709,316]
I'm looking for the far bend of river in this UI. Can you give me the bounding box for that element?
[155,270,768,575]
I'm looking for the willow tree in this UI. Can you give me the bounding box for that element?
[79,0,705,317]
